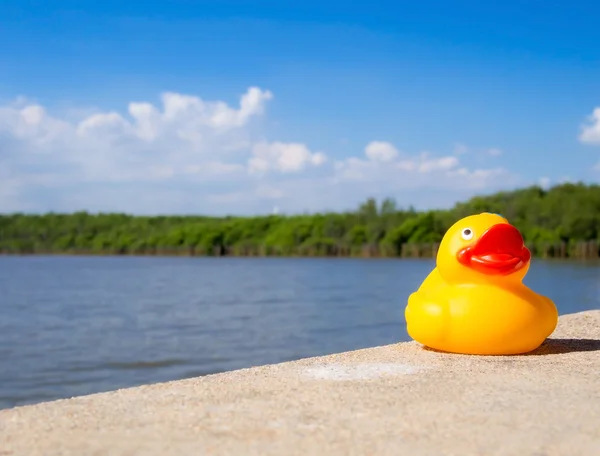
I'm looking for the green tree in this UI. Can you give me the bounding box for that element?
[0,183,598,258]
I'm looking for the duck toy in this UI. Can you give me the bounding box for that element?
[405,212,558,355]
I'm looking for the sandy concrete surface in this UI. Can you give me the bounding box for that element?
[1,310,599,456]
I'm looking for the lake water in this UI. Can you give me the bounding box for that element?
[0,256,598,410]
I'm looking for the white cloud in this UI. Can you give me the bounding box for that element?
[0,87,520,214]
[452,143,502,158]
[538,176,551,189]
[578,107,600,172]
[333,145,508,191]
[248,141,326,174]
[579,107,600,145]
[364,141,400,162]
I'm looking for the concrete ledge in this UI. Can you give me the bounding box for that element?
[1,311,599,456]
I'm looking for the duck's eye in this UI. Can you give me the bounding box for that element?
[461,228,474,240]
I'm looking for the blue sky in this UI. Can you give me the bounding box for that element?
[1,0,599,215]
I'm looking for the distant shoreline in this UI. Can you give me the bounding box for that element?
[1,243,598,261]
[2,183,599,260]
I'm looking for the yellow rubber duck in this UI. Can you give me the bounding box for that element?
[405,212,558,355]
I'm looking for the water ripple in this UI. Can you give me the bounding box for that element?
[103,359,189,370]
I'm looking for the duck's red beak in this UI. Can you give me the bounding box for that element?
[457,224,531,275]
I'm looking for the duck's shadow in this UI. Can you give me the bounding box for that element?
[526,338,600,356]
[422,338,600,356]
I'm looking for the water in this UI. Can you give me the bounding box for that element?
[0,256,598,410]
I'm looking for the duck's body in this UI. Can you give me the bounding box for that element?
[406,271,557,354]
[405,213,558,355]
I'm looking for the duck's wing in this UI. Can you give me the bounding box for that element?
[417,267,444,293]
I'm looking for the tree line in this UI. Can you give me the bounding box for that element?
[1,182,599,259]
